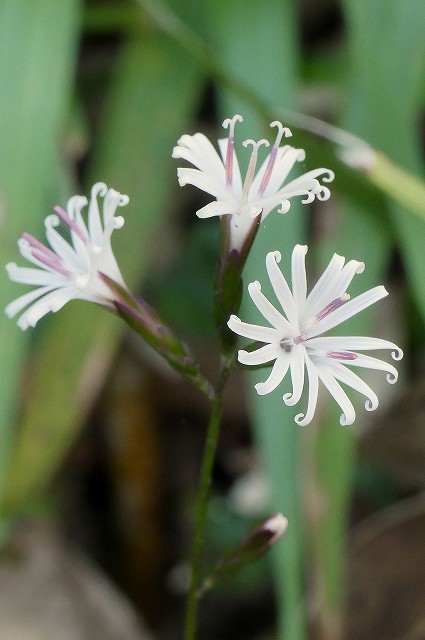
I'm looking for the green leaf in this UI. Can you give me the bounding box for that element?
[2,25,204,512]
[0,0,82,508]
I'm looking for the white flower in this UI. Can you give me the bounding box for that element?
[173,114,334,251]
[5,182,129,330]
[228,246,403,426]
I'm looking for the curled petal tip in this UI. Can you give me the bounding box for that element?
[391,347,403,361]
[386,372,398,384]
[295,413,309,427]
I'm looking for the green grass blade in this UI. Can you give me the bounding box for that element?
[0,0,82,507]
[2,25,203,512]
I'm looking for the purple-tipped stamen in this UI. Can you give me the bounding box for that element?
[22,232,59,262]
[315,293,350,322]
[54,206,89,245]
[327,351,358,361]
[259,121,292,195]
[31,250,72,276]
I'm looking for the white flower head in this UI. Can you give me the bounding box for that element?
[173,115,334,251]
[6,182,129,330]
[228,246,403,426]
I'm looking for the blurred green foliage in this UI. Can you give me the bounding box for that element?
[1,1,425,639]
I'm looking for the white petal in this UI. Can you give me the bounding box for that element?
[5,285,57,318]
[44,217,81,270]
[283,168,334,194]
[255,356,290,395]
[283,346,305,406]
[295,353,319,426]
[291,245,308,310]
[307,286,388,338]
[251,146,304,199]
[173,133,225,181]
[67,194,88,233]
[316,365,356,426]
[6,264,66,286]
[238,343,278,365]
[304,253,346,318]
[306,335,403,360]
[305,257,365,320]
[248,281,294,333]
[266,251,298,327]
[103,187,128,228]
[227,314,278,343]
[218,138,243,198]
[88,183,107,246]
[177,168,231,202]
[16,287,76,329]
[337,352,399,384]
[319,358,379,412]
[196,200,236,219]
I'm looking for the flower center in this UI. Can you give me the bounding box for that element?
[280,334,306,353]
[280,338,293,353]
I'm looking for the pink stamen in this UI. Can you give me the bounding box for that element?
[259,121,292,195]
[54,206,89,245]
[31,250,72,277]
[294,334,307,344]
[222,115,243,187]
[22,232,58,262]
[315,293,350,322]
[328,351,358,361]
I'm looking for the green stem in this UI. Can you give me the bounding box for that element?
[184,353,234,640]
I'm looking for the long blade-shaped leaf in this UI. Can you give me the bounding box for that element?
[2,27,203,511]
[0,0,82,505]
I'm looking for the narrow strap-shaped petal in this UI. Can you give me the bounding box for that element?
[238,343,278,366]
[305,257,365,320]
[333,352,399,383]
[88,183,107,247]
[248,281,294,333]
[5,264,67,286]
[335,259,365,295]
[307,286,388,338]
[228,314,278,343]
[319,358,379,412]
[282,168,334,194]
[44,217,82,270]
[291,245,308,310]
[295,352,319,426]
[173,133,225,181]
[266,251,298,327]
[16,286,76,329]
[252,146,306,198]
[316,365,356,426]
[5,284,58,319]
[255,355,290,395]
[196,200,236,219]
[102,188,128,230]
[304,253,345,319]
[306,335,403,360]
[283,345,305,406]
[176,167,232,203]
